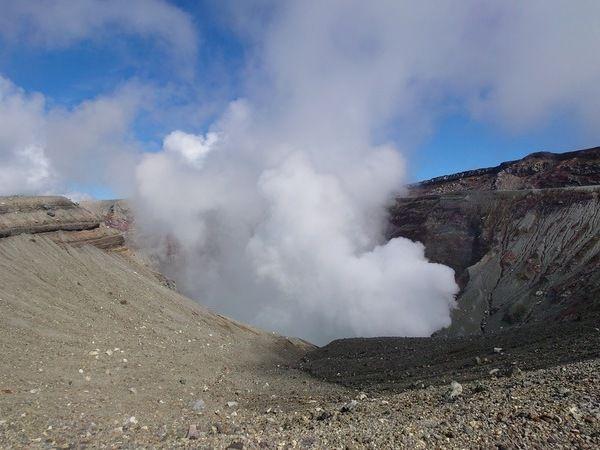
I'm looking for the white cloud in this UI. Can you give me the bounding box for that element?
[228,0,600,134]
[0,75,144,196]
[0,145,53,195]
[469,0,600,131]
[0,77,51,194]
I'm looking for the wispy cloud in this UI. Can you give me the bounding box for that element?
[0,0,198,74]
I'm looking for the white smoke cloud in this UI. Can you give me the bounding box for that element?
[246,152,456,339]
[135,100,458,343]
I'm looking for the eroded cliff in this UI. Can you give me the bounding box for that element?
[391,147,600,335]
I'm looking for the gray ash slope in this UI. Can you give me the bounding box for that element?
[0,234,327,448]
[390,147,600,336]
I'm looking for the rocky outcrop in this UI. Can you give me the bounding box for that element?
[0,196,99,238]
[0,196,125,250]
[391,147,600,335]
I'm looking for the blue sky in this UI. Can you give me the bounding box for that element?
[410,113,594,181]
[0,1,598,198]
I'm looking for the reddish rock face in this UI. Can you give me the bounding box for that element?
[391,147,600,336]
[410,147,600,196]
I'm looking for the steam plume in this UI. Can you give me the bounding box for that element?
[134,2,464,344]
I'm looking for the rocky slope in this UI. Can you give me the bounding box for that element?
[390,147,600,335]
[303,316,600,391]
[300,330,600,448]
[79,199,134,235]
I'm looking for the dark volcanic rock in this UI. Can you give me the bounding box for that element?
[390,147,600,335]
[303,316,600,391]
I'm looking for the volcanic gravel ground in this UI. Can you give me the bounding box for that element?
[302,317,600,391]
[0,235,599,448]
